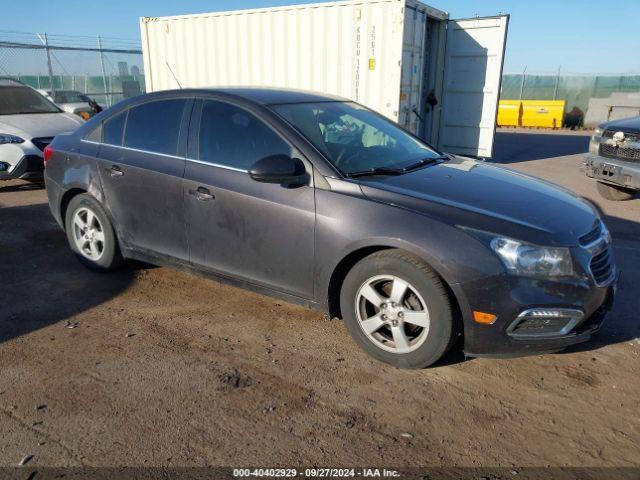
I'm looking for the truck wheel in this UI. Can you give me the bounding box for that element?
[64,193,124,272]
[340,250,458,369]
[597,182,635,201]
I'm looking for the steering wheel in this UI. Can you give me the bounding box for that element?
[334,138,365,170]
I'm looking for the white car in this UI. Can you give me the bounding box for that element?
[37,89,101,120]
[0,78,84,182]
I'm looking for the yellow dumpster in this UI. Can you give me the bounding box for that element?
[497,100,522,127]
[520,100,565,129]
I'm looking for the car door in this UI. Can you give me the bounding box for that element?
[97,97,192,260]
[183,98,316,298]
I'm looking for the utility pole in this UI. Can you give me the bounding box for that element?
[38,33,55,98]
[519,66,527,100]
[97,35,110,107]
[553,65,561,100]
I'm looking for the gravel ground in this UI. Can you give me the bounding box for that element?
[0,130,638,469]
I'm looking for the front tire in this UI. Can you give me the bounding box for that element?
[64,193,124,272]
[597,182,635,201]
[340,250,457,369]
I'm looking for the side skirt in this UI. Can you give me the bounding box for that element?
[123,247,325,313]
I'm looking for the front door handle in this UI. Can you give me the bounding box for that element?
[106,165,124,177]
[189,186,215,201]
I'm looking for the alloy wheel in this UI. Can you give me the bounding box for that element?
[72,207,105,261]
[355,275,430,354]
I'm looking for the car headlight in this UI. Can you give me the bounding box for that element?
[589,126,604,155]
[0,134,25,144]
[490,237,574,277]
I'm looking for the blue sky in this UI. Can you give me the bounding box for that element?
[3,0,640,74]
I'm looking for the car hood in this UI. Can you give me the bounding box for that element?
[0,112,84,139]
[602,116,640,134]
[358,157,598,246]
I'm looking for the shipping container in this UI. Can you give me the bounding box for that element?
[140,0,508,157]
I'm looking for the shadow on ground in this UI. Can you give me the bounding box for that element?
[0,201,137,344]
[492,131,590,164]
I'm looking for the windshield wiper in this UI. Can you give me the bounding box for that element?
[344,167,406,178]
[345,155,451,178]
[403,155,449,172]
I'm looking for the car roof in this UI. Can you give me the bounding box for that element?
[0,77,30,87]
[148,87,348,105]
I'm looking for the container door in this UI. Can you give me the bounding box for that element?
[438,15,509,158]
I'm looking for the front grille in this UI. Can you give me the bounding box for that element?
[602,130,639,142]
[31,137,53,151]
[599,143,640,162]
[590,246,614,285]
[579,222,602,246]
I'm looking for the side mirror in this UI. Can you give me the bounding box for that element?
[249,154,308,186]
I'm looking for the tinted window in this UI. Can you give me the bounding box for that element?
[198,100,293,170]
[124,99,186,155]
[103,111,127,145]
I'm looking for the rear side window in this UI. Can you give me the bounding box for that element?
[103,111,127,145]
[198,100,293,170]
[124,99,186,156]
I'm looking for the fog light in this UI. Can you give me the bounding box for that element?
[508,309,583,338]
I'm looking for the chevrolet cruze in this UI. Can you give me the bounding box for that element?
[44,88,617,368]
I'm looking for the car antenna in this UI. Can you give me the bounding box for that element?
[165,61,182,89]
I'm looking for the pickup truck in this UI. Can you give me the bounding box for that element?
[585,117,640,201]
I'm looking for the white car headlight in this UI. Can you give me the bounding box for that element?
[0,134,25,144]
[490,237,574,277]
[590,126,604,155]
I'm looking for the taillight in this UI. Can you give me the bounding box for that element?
[43,145,54,167]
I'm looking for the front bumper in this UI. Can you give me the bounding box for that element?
[0,154,44,180]
[584,153,640,190]
[455,271,617,358]
[0,141,48,180]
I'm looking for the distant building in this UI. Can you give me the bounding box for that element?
[130,65,141,76]
[117,61,129,77]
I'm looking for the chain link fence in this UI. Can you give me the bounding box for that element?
[0,31,145,107]
[501,72,640,115]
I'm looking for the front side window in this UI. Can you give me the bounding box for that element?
[198,100,294,170]
[124,99,186,156]
[0,86,61,115]
[271,102,441,175]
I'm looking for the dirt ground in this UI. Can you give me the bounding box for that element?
[0,130,639,469]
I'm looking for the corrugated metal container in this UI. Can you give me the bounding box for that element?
[497,100,522,127]
[141,0,508,157]
[520,100,565,129]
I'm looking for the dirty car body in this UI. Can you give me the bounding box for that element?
[44,88,616,361]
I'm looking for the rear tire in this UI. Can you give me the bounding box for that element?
[597,182,635,201]
[64,193,124,272]
[340,249,457,369]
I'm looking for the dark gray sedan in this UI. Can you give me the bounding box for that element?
[44,88,616,368]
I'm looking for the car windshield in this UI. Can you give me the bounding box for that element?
[0,86,61,115]
[271,101,442,175]
[52,90,91,104]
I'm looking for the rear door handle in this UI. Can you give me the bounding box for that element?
[106,165,124,177]
[189,186,215,201]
